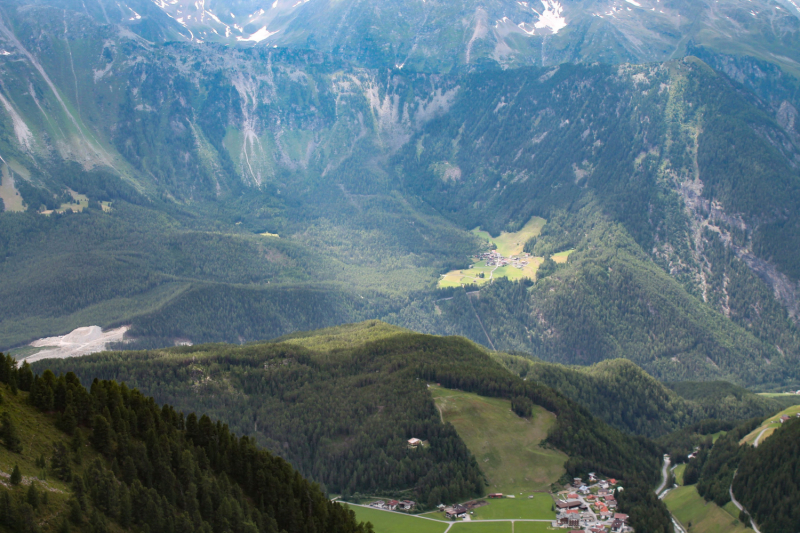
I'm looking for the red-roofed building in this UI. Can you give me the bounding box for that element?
[608,478,617,485]
[614,513,629,522]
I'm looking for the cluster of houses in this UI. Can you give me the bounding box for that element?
[441,499,488,519]
[366,499,416,512]
[553,475,633,532]
[473,250,532,270]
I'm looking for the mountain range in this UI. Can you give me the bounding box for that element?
[1,0,800,389]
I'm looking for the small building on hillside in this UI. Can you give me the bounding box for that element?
[386,500,399,511]
[780,415,790,423]
[408,438,422,448]
[488,493,503,499]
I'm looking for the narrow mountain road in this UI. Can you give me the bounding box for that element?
[753,428,770,447]
[730,471,762,533]
[656,456,671,495]
[655,456,687,533]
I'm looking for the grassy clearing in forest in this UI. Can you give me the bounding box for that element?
[551,250,574,264]
[430,386,566,495]
[740,404,800,446]
[472,217,546,258]
[663,486,755,533]
[439,217,547,288]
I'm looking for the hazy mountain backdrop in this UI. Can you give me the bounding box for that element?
[1,0,800,391]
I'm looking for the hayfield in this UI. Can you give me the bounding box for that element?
[351,506,447,533]
[430,386,566,495]
[663,486,755,533]
[472,217,546,258]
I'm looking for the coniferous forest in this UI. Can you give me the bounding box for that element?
[0,353,371,533]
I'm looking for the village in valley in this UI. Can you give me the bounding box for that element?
[364,467,633,533]
[551,474,632,533]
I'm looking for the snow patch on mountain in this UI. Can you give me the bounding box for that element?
[237,26,279,42]
[534,0,567,34]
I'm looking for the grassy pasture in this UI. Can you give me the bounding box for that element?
[663,486,755,533]
[740,404,800,445]
[550,250,574,264]
[439,217,547,288]
[674,463,686,485]
[351,506,447,533]
[472,217,545,257]
[430,386,566,495]
[471,497,555,520]
[513,523,557,533]
[450,523,512,533]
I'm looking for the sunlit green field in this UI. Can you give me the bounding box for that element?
[471,217,546,257]
[740,405,800,445]
[550,250,574,264]
[663,486,755,533]
[450,523,512,533]
[351,506,447,533]
[430,386,566,495]
[472,497,554,520]
[439,217,547,288]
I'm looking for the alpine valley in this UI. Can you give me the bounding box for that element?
[1,0,800,532]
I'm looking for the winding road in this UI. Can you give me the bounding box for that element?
[753,428,771,448]
[730,472,762,533]
[656,456,671,495]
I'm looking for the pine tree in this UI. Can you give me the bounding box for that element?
[10,464,21,486]
[26,482,40,509]
[0,412,22,453]
[90,415,112,456]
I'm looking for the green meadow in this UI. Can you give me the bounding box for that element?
[430,386,566,495]
[663,486,755,533]
[472,217,546,257]
[351,506,447,533]
[439,217,547,288]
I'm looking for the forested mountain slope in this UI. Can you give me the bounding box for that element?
[35,321,673,530]
[1,0,800,389]
[497,355,783,438]
[0,354,370,533]
[665,411,800,533]
[733,418,800,532]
